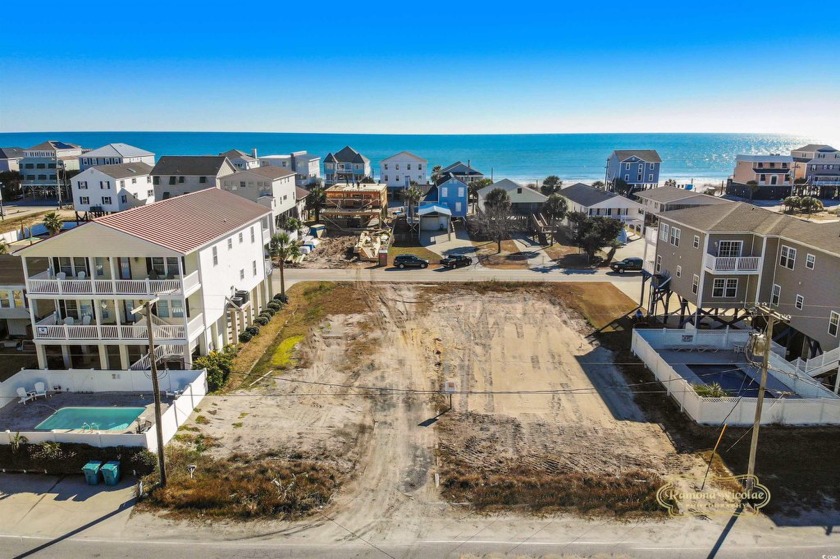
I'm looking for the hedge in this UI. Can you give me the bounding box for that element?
[0,442,156,476]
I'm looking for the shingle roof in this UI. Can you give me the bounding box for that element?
[84,143,154,159]
[332,146,369,164]
[295,187,310,200]
[0,147,24,159]
[89,162,153,179]
[92,189,270,254]
[220,149,256,161]
[793,144,836,153]
[232,166,295,180]
[560,183,619,207]
[612,150,662,163]
[151,156,230,176]
[380,151,428,163]
[659,202,840,256]
[634,186,732,205]
[440,161,483,175]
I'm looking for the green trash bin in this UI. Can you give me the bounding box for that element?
[82,461,102,485]
[101,461,121,486]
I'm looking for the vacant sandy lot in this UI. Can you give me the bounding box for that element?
[188,282,701,526]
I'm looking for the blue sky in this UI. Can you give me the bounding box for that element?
[1,0,838,138]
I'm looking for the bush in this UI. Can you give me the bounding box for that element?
[255,316,269,326]
[0,442,156,476]
[273,293,288,303]
[267,301,282,311]
[246,325,260,336]
[239,332,253,343]
[193,345,237,393]
[261,308,276,317]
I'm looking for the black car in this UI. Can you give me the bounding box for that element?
[394,254,429,269]
[610,257,643,273]
[440,254,472,269]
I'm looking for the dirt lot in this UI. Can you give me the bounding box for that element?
[295,233,361,268]
[169,282,706,520]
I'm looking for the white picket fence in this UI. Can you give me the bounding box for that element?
[632,329,840,426]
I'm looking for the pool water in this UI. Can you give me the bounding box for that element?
[35,407,146,431]
[686,364,773,398]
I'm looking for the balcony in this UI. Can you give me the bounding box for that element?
[26,270,200,299]
[33,312,204,343]
[703,254,762,274]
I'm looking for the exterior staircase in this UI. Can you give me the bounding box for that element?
[794,345,840,378]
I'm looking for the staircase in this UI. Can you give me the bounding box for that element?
[794,345,840,377]
[129,344,182,370]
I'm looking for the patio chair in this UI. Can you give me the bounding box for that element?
[16,387,35,405]
[77,271,86,279]
[56,272,66,280]
[63,316,75,325]
[81,315,92,325]
[33,382,48,400]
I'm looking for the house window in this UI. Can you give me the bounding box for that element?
[806,253,815,269]
[795,294,804,310]
[169,176,176,185]
[384,164,388,170]
[212,246,218,266]
[441,187,448,197]
[660,223,669,241]
[228,238,233,250]
[178,176,185,183]
[80,196,90,204]
[407,164,412,170]
[693,235,700,249]
[625,163,630,170]
[250,227,255,243]
[458,187,465,197]
[692,274,699,294]
[101,196,112,204]
[830,311,839,337]
[120,195,127,203]
[384,175,388,181]
[676,265,682,278]
[240,269,245,280]
[171,299,184,318]
[648,174,653,181]
[418,164,422,170]
[780,245,796,269]
[655,255,662,273]
[153,176,160,185]
[120,180,125,188]
[199,176,207,183]
[712,278,738,298]
[624,174,629,181]
[239,232,244,244]
[771,284,781,306]
[670,227,680,247]
[78,181,87,189]
[132,178,137,184]
[252,260,258,276]
[718,240,742,258]
[147,190,154,197]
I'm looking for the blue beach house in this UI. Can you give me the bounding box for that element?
[424,176,469,217]
[606,149,662,194]
[323,146,371,186]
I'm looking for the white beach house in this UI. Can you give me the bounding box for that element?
[79,143,155,171]
[379,151,428,188]
[222,166,298,226]
[72,163,155,214]
[17,189,274,371]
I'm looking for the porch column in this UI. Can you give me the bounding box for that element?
[36,344,47,369]
[119,345,130,370]
[98,344,109,369]
[61,345,71,368]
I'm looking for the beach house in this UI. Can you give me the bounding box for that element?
[379,151,428,189]
[559,183,644,229]
[0,255,48,342]
[79,143,155,171]
[323,146,371,186]
[477,179,546,215]
[220,149,260,170]
[605,150,661,193]
[423,176,468,218]
[804,149,840,198]
[17,189,274,371]
[221,166,297,226]
[791,144,837,181]
[438,161,484,185]
[260,151,321,186]
[151,155,237,200]
[72,163,155,215]
[726,154,793,200]
[0,147,24,172]
[634,186,730,216]
[19,141,83,199]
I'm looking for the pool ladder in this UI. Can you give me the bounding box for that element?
[81,422,100,432]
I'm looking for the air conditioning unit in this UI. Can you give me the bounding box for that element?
[235,290,250,304]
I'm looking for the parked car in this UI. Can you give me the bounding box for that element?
[609,257,643,273]
[440,254,472,269]
[394,254,429,269]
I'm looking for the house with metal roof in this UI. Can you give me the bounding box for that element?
[634,186,731,215]
[80,143,155,171]
[323,146,371,186]
[260,151,321,187]
[560,183,644,227]
[221,166,297,225]
[71,162,155,214]
[151,155,237,200]
[423,176,468,218]
[606,149,662,193]
[16,188,275,371]
[476,179,547,215]
[379,151,428,189]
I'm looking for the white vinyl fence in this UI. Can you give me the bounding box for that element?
[632,329,840,426]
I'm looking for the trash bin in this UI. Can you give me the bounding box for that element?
[82,461,102,485]
[101,461,121,486]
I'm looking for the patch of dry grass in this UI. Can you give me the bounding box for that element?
[472,240,530,269]
[387,244,441,267]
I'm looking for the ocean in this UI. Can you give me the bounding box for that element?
[0,132,821,185]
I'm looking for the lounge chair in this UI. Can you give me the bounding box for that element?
[16,387,35,405]
[33,382,48,400]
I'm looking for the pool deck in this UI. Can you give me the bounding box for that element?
[0,392,172,433]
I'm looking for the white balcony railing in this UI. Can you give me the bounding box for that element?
[26,270,200,298]
[187,313,204,341]
[703,254,761,274]
[34,314,186,342]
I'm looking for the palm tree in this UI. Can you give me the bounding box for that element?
[269,232,300,301]
[305,187,326,222]
[782,196,800,214]
[540,175,562,196]
[484,188,512,253]
[401,185,423,228]
[799,196,823,216]
[542,194,568,246]
[745,180,759,201]
[42,212,62,236]
[431,165,442,184]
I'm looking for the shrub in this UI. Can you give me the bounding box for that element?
[273,293,288,303]
[261,308,276,317]
[246,325,260,336]
[0,443,155,476]
[239,332,253,343]
[267,301,282,311]
[193,345,237,392]
[255,316,269,326]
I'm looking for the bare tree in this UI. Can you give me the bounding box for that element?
[475,188,513,253]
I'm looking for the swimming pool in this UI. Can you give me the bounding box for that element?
[686,364,773,398]
[35,407,146,431]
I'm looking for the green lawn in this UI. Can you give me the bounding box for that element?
[387,245,442,267]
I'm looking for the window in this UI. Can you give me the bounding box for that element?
[0,290,10,308]
[120,180,125,188]
[407,164,412,170]
[384,164,388,170]
[648,174,653,181]
[780,245,796,269]
[655,255,662,273]
[169,176,176,185]
[238,232,244,244]
[171,300,184,318]
[795,295,804,310]
[239,269,245,280]
[830,312,839,337]
[250,227,255,243]
[396,164,400,170]
[147,189,154,197]
[692,274,699,294]
[178,176,185,183]
[712,278,738,298]
[418,164,422,170]
[227,238,233,250]
[625,163,630,170]
[80,196,90,204]
[670,227,680,247]
[212,246,218,266]
[624,174,629,181]
[153,176,160,185]
[458,187,465,197]
[806,253,815,270]
[78,180,88,189]
[660,224,669,241]
[676,265,682,278]
[441,187,448,197]
[101,196,112,204]
[199,176,206,184]
[120,195,127,203]
[455,202,462,212]
[252,260,258,276]
[132,178,137,184]
[771,284,781,306]
[717,240,742,258]
[384,175,388,181]
[693,235,700,249]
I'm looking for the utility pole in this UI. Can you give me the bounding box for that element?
[132,298,167,487]
[745,304,789,493]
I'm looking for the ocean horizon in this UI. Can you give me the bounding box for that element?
[0,131,823,185]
